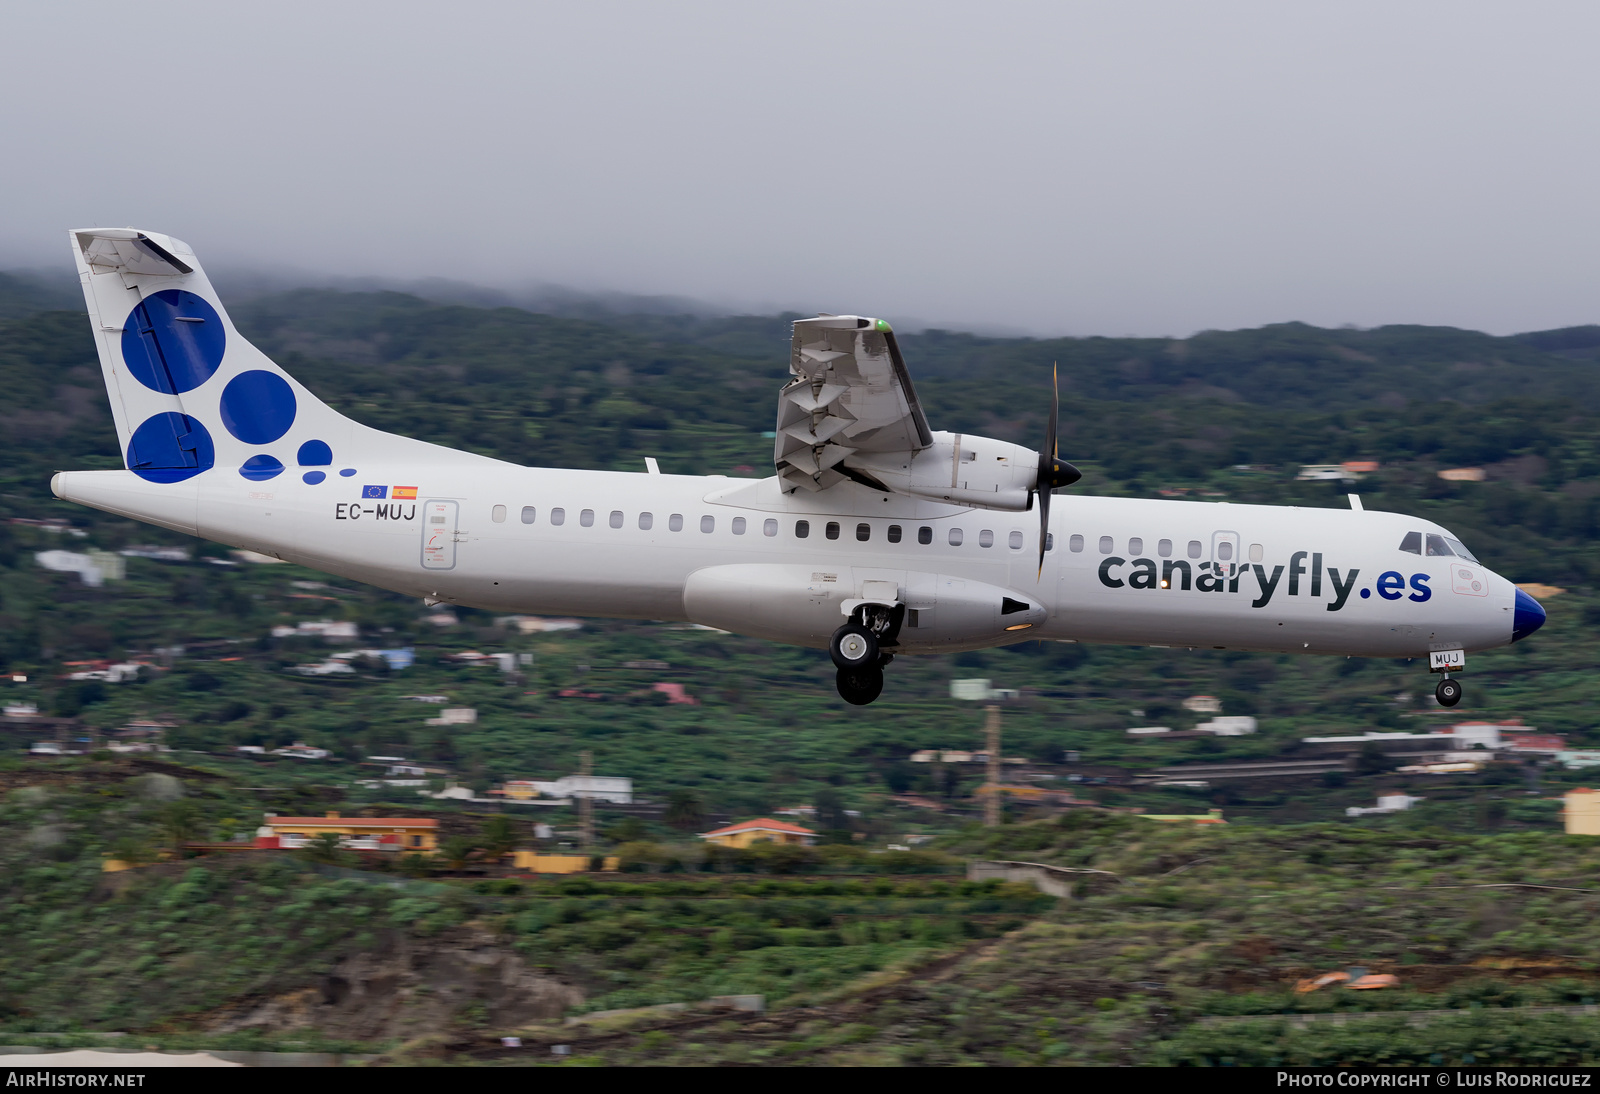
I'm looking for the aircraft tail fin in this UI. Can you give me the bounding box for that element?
[68,228,357,485]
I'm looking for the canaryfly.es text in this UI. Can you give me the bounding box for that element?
[1098,550,1433,612]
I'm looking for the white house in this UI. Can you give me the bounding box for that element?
[1347,792,1425,817]
[119,545,191,562]
[1297,464,1359,483]
[294,660,356,676]
[35,549,124,586]
[65,661,147,683]
[1182,695,1222,714]
[271,620,359,641]
[1196,717,1257,736]
[272,742,331,760]
[1449,722,1508,750]
[532,775,633,804]
[425,707,478,726]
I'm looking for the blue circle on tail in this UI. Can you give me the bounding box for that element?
[126,413,215,483]
[219,370,297,444]
[297,440,332,466]
[240,455,284,481]
[121,290,225,394]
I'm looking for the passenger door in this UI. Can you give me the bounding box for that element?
[421,500,459,570]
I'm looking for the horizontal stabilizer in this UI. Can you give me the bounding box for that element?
[74,229,195,277]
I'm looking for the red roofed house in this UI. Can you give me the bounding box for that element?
[256,811,439,854]
[699,818,817,848]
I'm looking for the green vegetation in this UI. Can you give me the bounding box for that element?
[4,274,1600,1063]
[539,816,1600,1065]
[0,764,1031,1041]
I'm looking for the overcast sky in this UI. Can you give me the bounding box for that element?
[3,2,1598,336]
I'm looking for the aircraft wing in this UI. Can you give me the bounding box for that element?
[775,316,934,493]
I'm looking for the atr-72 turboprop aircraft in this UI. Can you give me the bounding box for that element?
[51,228,1546,705]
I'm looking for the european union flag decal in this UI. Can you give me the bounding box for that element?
[362,484,387,499]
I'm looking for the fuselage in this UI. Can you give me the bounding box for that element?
[54,458,1530,660]
[50,225,1545,673]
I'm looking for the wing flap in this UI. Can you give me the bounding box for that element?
[775,316,933,493]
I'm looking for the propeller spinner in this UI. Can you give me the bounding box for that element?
[1036,363,1081,575]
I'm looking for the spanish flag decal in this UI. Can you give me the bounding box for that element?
[392,486,418,500]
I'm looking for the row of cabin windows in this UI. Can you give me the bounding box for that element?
[481,506,1291,565]
[1067,535,1266,563]
[799,521,1030,550]
[487,505,1046,550]
[490,505,778,536]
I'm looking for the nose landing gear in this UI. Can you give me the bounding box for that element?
[1435,676,1463,707]
[1428,649,1466,708]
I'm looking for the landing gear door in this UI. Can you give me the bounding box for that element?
[421,500,459,571]
[1211,530,1241,586]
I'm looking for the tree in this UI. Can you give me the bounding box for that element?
[1356,742,1391,776]
[665,790,704,832]
[437,834,479,871]
[812,786,851,838]
[604,817,646,845]
[106,834,152,868]
[301,831,349,866]
[157,800,202,856]
[479,815,518,861]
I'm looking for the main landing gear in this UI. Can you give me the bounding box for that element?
[830,606,903,706]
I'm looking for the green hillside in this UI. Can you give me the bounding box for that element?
[3,274,1600,1061]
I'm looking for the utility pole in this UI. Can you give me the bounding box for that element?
[579,749,594,850]
[985,704,1001,828]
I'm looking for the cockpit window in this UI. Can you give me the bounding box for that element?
[1444,537,1479,564]
[1426,533,1454,557]
[1399,531,1421,554]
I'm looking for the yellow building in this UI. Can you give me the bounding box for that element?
[498,780,542,801]
[511,852,620,874]
[699,818,817,848]
[261,811,439,853]
[1137,808,1227,826]
[1564,789,1600,835]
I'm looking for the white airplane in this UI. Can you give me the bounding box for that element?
[52,229,1545,706]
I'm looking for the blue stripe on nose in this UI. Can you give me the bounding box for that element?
[1512,588,1546,642]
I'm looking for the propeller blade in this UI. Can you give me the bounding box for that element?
[1046,362,1059,462]
[1036,362,1080,577]
[1037,486,1052,578]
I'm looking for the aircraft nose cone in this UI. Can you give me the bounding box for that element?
[1512,587,1547,643]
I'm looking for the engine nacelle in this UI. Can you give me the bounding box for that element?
[850,430,1038,512]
